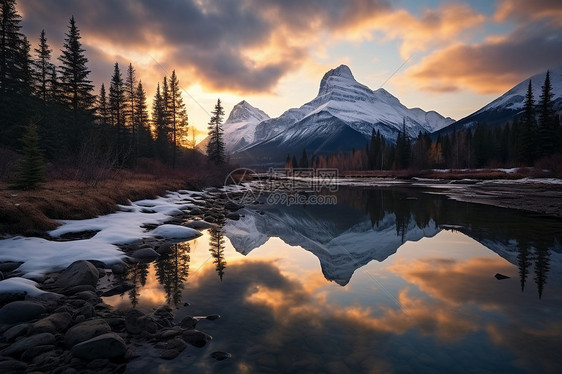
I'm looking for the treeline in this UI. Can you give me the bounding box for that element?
[286,73,561,173]
[0,0,224,188]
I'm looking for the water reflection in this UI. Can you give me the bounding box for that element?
[154,242,191,307]
[102,186,562,373]
[225,187,561,298]
[209,215,227,281]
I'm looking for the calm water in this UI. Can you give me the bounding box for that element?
[107,186,562,374]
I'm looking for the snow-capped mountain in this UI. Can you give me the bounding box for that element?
[224,203,440,286]
[197,100,270,154]
[437,66,562,134]
[231,65,453,163]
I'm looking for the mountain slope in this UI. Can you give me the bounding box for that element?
[436,67,562,135]
[233,65,453,164]
[197,100,270,154]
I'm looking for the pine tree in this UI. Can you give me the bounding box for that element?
[206,98,225,164]
[168,70,188,168]
[17,34,33,96]
[538,71,555,157]
[12,123,45,189]
[109,62,126,161]
[0,0,23,95]
[33,29,52,103]
[58,16,94,112]
[519,80,536,163]
[299,149,308,168]
[152,82,168,161]
[135,81,152,157]
[97,83,109,125]
[124,63,137,157]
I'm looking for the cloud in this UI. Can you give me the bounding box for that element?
[404,22,562,94]
[18,0,489,96]
[495,0,562,26]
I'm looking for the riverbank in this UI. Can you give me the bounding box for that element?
[0,169,228,236]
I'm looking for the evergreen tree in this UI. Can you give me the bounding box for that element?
[0,0,23,95]
[538,71,555,157]
[58,16,94,112]
[12,123,45,189]
[152,83,168,161]
[124,63,137,157]
[291,155,298,169]
[97,83,109,125]
[33,29,52,103]
[48,65,59,103]
[135,81,152,157]
[17,34,33,96]
[299,149,308,168]
[206,98,225,164]
[168,70,188,168]
[109,62,126,161]
[519,80,536,163]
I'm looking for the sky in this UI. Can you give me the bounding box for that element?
[17,0,562,141]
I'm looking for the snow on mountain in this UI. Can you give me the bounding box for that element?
[437,66,562,134]
[234,65,453,162]
[224,204,440,286]
[197,100,270,154]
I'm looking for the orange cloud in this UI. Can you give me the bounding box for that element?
[404,22,562,94]
[495,0,562,25]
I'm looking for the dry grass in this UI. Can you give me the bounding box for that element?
[0,169,221,236]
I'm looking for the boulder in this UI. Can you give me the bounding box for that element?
[182,329,212,348]
[101,283,135,297]
[211,351,232,361]
[494,273,510,280]
[110,262,128,275]
[0,332,55,356]
[71,333,126,360]
[226,213,240,221]
[30,312,72,334]
[55,261,99,290]
[3,323,30,341]
[180,316,198,330]
[131,248,160,262]
[64,319,111,348]
[0,301,45,324]
[0,359,27,373]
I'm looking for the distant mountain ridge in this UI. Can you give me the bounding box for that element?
[198,64,454,165]
[436,66,562,136]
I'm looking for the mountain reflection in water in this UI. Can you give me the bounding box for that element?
[104,186,561,374]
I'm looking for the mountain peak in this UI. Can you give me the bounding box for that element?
[226,100,270,123]
[319,64,356,95]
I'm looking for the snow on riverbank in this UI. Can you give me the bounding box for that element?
[0,189,205,296]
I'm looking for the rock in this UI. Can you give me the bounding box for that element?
[105,317,125,331]
[184,220,214,229]
[71,333,126,360]
[206,314,221,321]
[76,303,95,319]
[159,327,182,340]
[101,283,135,297]
[0,359,27,373]
[55,261,99,290]
[180,316,198,330]
[495,273,510,280]
[61,285,97,296]
[124,309,145,334]
[30,312,72,334]
[165,338,187,352]
[131,248,160,262]
[85,260,107,269]
[0,270,3,280]
[182,330,212,348]
[0,301,45,324]
[72,290,101,304]
[110,262,128,275]
[224,201,243,211]
[0,261,23,272]
[20,344,56,361]
[64,319,111,348]
[226,213,240,220]
[154,244,173,256]
[0,332,55,356]
[160,349,180,360]
[210,351,232,361]
[87,358,110,369]
[3,323,30,341]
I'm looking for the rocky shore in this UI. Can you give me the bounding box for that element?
[0,188,249,373]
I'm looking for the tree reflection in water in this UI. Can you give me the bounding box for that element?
[155,241,191,307]
[209,215,227,281]
[127,262,149,307]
